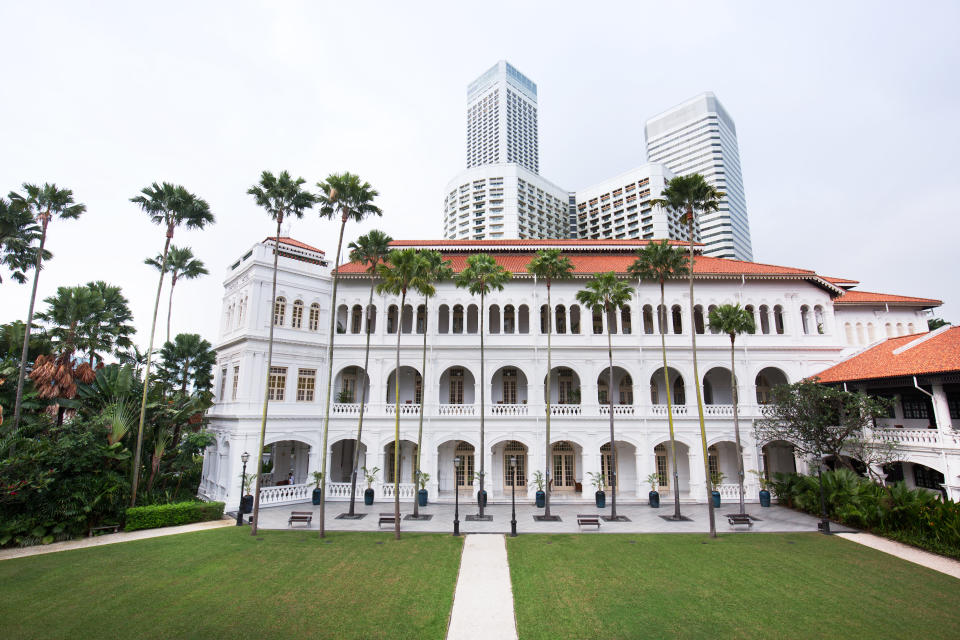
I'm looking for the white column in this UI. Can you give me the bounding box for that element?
[689,444,708,501]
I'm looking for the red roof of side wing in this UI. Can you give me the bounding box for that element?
[814,326,960,383]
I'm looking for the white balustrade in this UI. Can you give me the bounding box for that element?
[438,403,476,416]
[651,404,688,417]
[332,403,365,415]
[874,428,940,446]
[324,482,356,500]
[386,404,421,416]
[550,404,582,416]
[600,404,636,416]
[490,403,528,416]
[258,482,312,505]
[716,483,740,499]
[380,482,417,499]
[704,404,734,417]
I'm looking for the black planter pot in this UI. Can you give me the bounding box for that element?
[312,488,323,505]
[595,490,606,508]
[711,490,721,508]
[240,494,253,514]
[418,489,428,507]
[535,490,545,508]
[759,489,771,508]
[477,490,488,508]
[648,490,660,508]
[364,488,375,506]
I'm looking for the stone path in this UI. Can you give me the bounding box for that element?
[835,532,960,580]
[447,535,517,640]
[0,518,234,562]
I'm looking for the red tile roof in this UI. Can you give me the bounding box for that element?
[822,276,860,287]
[833,290,941,308]
[814,326,960,383]
[387,238,699,248]
[264,237,324,254]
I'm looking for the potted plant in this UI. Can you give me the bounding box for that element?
[646,473,660,508]
[336,388,353,403]
[532,470,546,508]
[750,469,772,507]
[417,471,430,507]
[475,471,487,508]
[362,466,379,506]
[588,471,606,508]
[239,471,254,514]
[710,471,725,508]
[311,471,324,505]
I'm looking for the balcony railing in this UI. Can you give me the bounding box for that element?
[704,404,735,417]
[438,403,476,416]
[715,483,741,499]
[491,403,528,416]
[386,404,421,416]
[600,404,636,416]
[258,482,312,506]
[332,402,365,415]
[550,404,582,416]
[651,404,688,417]
[873,428,940,446]
[381,482,417,499]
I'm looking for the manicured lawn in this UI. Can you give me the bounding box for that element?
[507,533,960,639]
[0,528,463,640]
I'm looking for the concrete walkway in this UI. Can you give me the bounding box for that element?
[835,532,960,580]
[447,535,517,640]
[0,518,234,562]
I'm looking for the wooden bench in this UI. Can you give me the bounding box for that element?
[288,511,313,527]
[88,524,121,537]
[577,514,601,529]
[727,514,753,528]
[379,512,400,528]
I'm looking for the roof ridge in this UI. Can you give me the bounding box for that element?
[892,325,951,355]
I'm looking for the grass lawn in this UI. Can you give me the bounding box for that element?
[0,528,462,640]
[507,533,960,639]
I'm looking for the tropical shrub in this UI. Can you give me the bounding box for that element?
[124,500,224,531]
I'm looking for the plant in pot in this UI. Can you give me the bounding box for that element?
[311,471,324,505]
[336,388,353,404]
[532,470,546,508]
[475,471,487,508]
[710,471,726,508]
[749,469,772,507]
[417,471,430,507]
[239,471,255,514]
[646,473,660,508]
[588,471,606,508]
[362,466,379,506]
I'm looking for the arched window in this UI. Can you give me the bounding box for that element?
[774,305,785,335]
[366,304,377,334]
[759,305,770,334]
[540,304,549,333]
[438,304,450,334]
[619,374,633,404]
[466,305,479,333]
[856,322,865,345]
[867,323,877,342]
[598,377,609,404]
[694,305,705,334]
[908,323,916,334]
[555,305,566,334]
[503,305,515,333]
[351,304,363,334]
[657,304,667,334]
[756,375,770,404]
[814,305,824,334]
[273,296,286,326]
[336,304,348,333]
[309,303,320,331]
[845,322,854,344]
[885,322,894,338]
[489,305,501,334]
[592,307,603,334]
[569,305,580,334]
[606,305,618,335]
[416,305,427,334]
[703,378,713,404]
[671,305,683,334]
[453,305,464,334]
[291,300,304,329]
[518,304,530,334]
[800,305,810,335]
[650,380,659,404]
[673,377,686,405]
[387,304,399,334]
[745,305,756,334]
[401,304,414,334]
[896,322,905,336]
[708,305,719,334]
[620,305,632,334]
[643,305,654,334]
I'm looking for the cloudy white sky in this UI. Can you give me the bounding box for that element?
[2,1,957,348]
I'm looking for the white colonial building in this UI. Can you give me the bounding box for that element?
[199,237,956,510]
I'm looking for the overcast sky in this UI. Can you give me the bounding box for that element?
[2,1,957,348]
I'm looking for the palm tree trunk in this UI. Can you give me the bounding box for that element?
[607,313,618,519]
[730,333,745,515]
[166,275,176,344]
[687,208,716,537]
[12,218,48,434]
[131,230,172,507]
[319,215,349,538]
[348,276,376,516]
[250,219,283,535]
[544,281,553,518]
[413,294,429,518]
[660,280,682,520]
[393,289,406,540]
[479,290,486,517]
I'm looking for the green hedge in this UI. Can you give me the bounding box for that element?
[124,501,225,531]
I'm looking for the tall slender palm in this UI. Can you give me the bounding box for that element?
[246,170,316,534]
[708,303,755,516]
[576,272,632,520]
[652,174,724,537]
[526,248,573,519]
[0,197,50,285]
[344,229,393,517]
[315,172,382,538]
[8,183,85,433]
[628,240,690,520]
[129,182,213,507]
[145,245,209,343]
[412,250,452,518]
[455,254,511,517]
[377,249,432,539]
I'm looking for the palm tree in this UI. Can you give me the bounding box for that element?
[455,254,511,517]
[315,172,381,538]
[376,248,432,539]
[344,229,393,517]
[8,183,85,433]
[0,197,50,285]
[412,250,452,518]
[83,281,135,366]
[145,245,208,343]
[526,248,573,520]
[129,182,214,507]
[246,170,316,535]
[708,303,755,516]
[652,174,724,537]
[576,272,632,520]
[157,333,215,445]
[628,240,690,520]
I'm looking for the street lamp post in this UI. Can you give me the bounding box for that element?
[236,451,250,526]
[509,455,517,537]
[453,456,461,537]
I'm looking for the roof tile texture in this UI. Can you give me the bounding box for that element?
[815,327,960,383]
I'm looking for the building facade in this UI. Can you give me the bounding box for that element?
[466,60,539,174]
[645,92,753,261]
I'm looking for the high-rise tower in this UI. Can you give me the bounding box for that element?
[466,60,539,174]
[645,93,753,260]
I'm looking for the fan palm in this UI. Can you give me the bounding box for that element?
[628,240,690,520]
[344,229,393,517]
[708,303,755,515]
[652,173,724,537]
[145,245,209,343]
[0,197,50,285]
[82,281,135,366]
[377,249,433,539]
[526,248,573,519]
[129,182,214,507]
[412,249,452,518]
[8,183,85,433]
[246,170,316,535]
[576,272,633,520]
[315,172,381,538]
[455,253,511,517]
